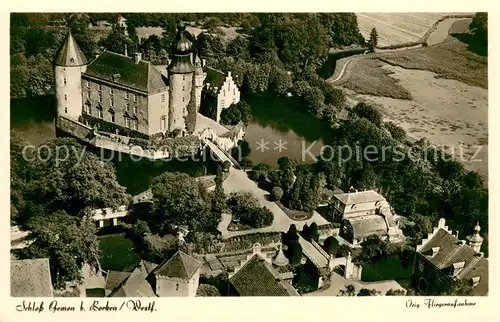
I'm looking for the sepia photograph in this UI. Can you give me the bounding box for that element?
[8,11,488,300]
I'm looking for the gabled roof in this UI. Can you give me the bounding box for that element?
[11,258,54,297]
[55,31,88,67]
[203,66,226,89]
[418,228,489,296]
[104,270,131,291]
[153,251,201,281]
[84,51,168,92]
[334,190,385,206]
[230,255,299,296]
[108,261,156,297]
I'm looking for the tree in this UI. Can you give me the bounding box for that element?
[14,211,99,289]
[219,101,252,126]
[248,163,273,182]
[211,167,227,215]
[239,157,253,169]
[349,102,383,127]
[283,224,300,246]
[323,236,339,256]
[132,220,151,237]
[338,284,356,296]
[309,222,319,242]
[268,65,293,95]
[386,289,406,296]
[368,27,378,51]
[196,284,221,296]
[276,156,297,193]
[357,288,380,296]
[271,186,284,201]
[385,122,406,142]
[227,192,273,228]
[99,25,133,55]
[14,138,130,221]
[287,240,303,266]
[223,161,232,172]
[151,172,216,233]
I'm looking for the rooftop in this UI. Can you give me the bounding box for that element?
[203,66,226,89]
[418,228,488,296]
[334,190,386,206]
[108,261,157,297]
[11,258,54,297]
[84,51,168,92]
[230,255,300,296]
[346,215,388,239]
[54,31,88,67]
[153,251,201,281]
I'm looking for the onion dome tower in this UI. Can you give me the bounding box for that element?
[54,30,88,120]
[167,22,196,133]
[466,222,484,253]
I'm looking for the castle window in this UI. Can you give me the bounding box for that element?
[98,84,102,91]
[133,106,138,114]
[161,94,165,102]
[182,97,185,102]
[99,93,103,103]
[64,94,67,101]
[65,107,68,114]
[133,94,137,102]
[176,284,179,291]
[133,119,138,131]
[84,103,91,114]
[97,108,103,119]
[86,81,89,88]
[87,91,91,99]
[110,88,114,95]
[110,110,115,123]
[70,58,74,63]
[63,78,67,85]
[160,117,166,131]
[183,86,185,91]
[233,88,235,95]
[183,75,185,81]
[125,103,130,112]
[223,90,225,96]
[126,92,129,100]
[124,116,130,128]
[110,97,114,107]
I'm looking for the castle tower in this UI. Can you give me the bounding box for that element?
[466,222,484,253]
[54,30,87,120]
[167,22,195,133]
[193,54,205,111]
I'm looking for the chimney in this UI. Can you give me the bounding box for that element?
[228,71,232,78]
[202,59,206,66]
[455,231,459,239]
[452,261,465,277]
[438,218,446,229]
[431,247,440,256]
[133,52,142,64]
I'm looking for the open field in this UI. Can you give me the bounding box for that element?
[343,58,412,100]
[343,63,488,180]
[356,13,466,46]
[378,38,487,89]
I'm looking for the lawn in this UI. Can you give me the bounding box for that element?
[343,58,413,100]
[99,234,141,272]
[361,255,413,282]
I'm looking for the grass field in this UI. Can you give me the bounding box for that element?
[343,58,412,100]
[99,234,141,272]
[356,13,459,46]
[361,255,413,282]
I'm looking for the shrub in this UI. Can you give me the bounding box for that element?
[227,192,273,229]
[271,186,284,201]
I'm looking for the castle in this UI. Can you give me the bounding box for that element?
[54,22,241,139]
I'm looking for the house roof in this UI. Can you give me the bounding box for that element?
[11,258,54,297]
[108,261,157,297]
[346,215,388,239]
[272,247,289,267]
[153,251,201,281]
[84,51,168,92]
[54,31,88,67]
[230,255,299,296]
[203,66,226,89]
[105,270,131,291]
[334,190,385,206]
[418,228,489,296]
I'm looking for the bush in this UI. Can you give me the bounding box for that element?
[220,101,252,126]
[271,186,284,201]
[239,157,253,169]
[349,102,383,127]
[385,122,406,142]
[227,192,273,229]
[287,240,303,266]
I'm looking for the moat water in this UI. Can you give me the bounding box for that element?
[11,94,332,195]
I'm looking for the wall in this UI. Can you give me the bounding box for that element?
[216,72,240,122]
[55,66,83,120]
[148,89,169,135]
[155,270,200,297]
[168,73,193,132]
[81,76,149,135]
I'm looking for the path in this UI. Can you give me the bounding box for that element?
[218,167,329,239]
[298,236,329,268]
[327,16,469,86]
[305,272,406,296]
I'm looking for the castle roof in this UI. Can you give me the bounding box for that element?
[108,261,156,297]
[11,258,54,297]
[272,246,289,267]
[417,228,488,296]
[203,66,226,89]
[230,255,299,296]
[345,215,388,239]
[54,30,88,67]
[84,51,168,93]
[152,251,201,281]
[334,190,386,206]
[172,22,194,55]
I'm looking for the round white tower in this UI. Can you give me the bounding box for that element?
[54,30,87,120]
[466,222,484,253]
[167,23,195,134]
